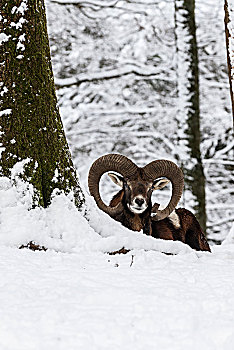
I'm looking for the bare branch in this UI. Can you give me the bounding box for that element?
[50,0,119,7]
[207,217,234,228]
[126,0,173,4]
[79,7,98,19]
[83,107,159,115]
[203,159,234,166]
[50,0,149,15]
[55,64,167,87]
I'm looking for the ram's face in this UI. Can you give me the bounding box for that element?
[89,154,184,221]
[108,173,170,214]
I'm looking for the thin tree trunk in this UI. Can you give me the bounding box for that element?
[0,0,84,208]
[174,0,207,234]
[224,0,234,128]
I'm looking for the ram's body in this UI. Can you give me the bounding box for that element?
[88,154,211,253]
[110,190,211,252]
[151,208,210,251]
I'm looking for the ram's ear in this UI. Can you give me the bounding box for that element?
[153,178,170,190]
[108,173,124,188]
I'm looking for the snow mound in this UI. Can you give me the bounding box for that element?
[0,176,234,350]
[0,172,206,256]
[0,164,232,256]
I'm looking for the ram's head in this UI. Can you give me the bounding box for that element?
[88,154,184,221]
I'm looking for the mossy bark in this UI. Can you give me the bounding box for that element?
[174,0,207,234]
[0,0,84,208]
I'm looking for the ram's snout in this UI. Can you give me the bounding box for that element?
[128,195,147,214]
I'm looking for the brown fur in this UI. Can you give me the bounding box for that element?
[128,214,143,232]
[109,190,210,252]
[110,191,124,208]
[152,208,210,252]
[110,189,152,233]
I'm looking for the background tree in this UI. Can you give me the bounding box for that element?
[224,0,234,127]
[174,0,206,233]
[0,0,84,208]
[44,0,233,242]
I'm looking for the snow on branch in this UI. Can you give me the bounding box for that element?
[50,0,168,7]
[50,0,119,7]
[203,159,234,166]
[213,139,234,158]
[50,0,151,17]
[207,216,234,228]
[55,64,165,87]
[84,107,159,116]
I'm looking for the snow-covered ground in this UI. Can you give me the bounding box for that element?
[0,172,234,350]
[0,242,234,350]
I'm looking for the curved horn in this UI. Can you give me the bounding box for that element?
[143,160,184,221]
[88,154,138,217]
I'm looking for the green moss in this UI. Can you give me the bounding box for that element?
[0,0,84,208]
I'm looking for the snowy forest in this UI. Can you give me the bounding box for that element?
[47,0,233,243]
[0,0,234,349]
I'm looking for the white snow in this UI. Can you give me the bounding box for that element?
[0,171,192,255]
[16,41,25,51]
[0,109,12,117]
[11,17,27,30]
[0,33,10,45]
[0,148,6,157]
[17,33,26,51]
[52,168,59,183]
[0,86,9,97]
[12,1,28,15]
[0,169,234,349]
[0,216,233,350]
[1,1,234,347]
[17,0,28,15]
[0,244,234,350]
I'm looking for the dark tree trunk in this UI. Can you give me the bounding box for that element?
[224,0,234,128]
[174,0,207,234]
[0,0,84,208]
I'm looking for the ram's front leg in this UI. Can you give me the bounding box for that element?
[143,218,152,236]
